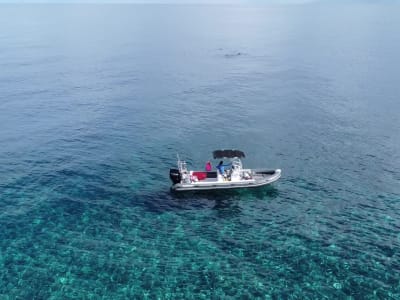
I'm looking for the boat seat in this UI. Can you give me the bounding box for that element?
[206,172,218,178]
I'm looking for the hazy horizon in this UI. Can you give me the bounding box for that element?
[0,0,396,4]
[0,0,344,4]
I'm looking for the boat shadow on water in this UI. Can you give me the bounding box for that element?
[171,184,280,201]
[140,185,280,214]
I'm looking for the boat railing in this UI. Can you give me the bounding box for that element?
[178,160,188,173]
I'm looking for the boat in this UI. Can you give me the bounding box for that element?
[169,150,281,192]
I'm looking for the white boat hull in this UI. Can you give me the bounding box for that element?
[171,169,281,192]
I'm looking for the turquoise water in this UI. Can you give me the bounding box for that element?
[1,3,400,298]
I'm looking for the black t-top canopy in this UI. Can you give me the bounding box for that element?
[213,150,245,159]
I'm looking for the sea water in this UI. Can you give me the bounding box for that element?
[0,3,399,298]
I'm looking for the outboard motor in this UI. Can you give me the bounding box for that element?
[169,169,181,184]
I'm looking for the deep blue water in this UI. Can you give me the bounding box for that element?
[1,3,400,299]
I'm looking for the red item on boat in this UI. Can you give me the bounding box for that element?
[192,172,207,181]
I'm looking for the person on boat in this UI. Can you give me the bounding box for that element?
[205,161,212,172]
[216,161,231,177]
